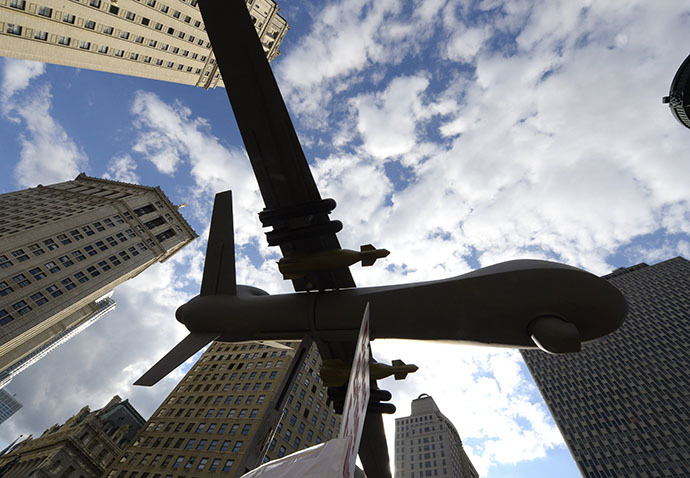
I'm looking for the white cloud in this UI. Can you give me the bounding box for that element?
[352,75,431,160]
[374,340,563,476]
[103,154,139,183]
[7,85,87,188]
[1,58,45,106]
[444,26,492,63]
[0,258,193,446]
[129,91,265,247]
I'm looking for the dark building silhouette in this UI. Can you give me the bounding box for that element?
[0,395,144,477]
[522,257,690,477]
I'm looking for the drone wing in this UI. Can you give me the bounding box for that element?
[196,2,388,475]
[197,0,354,292]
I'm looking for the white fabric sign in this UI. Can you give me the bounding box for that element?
[238,438,350,478]
[339,302,371,478]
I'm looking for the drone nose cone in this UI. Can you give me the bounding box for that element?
[175,304,187,325]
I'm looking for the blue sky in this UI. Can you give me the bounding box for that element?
[1,0,690,476]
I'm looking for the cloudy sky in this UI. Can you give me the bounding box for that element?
[1,0,690,476]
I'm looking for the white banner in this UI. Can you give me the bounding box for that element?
[238,438,349,478]
[339,302,371,478]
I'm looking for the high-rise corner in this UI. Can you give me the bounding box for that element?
[395,393,478,478]
[0,173,197,388]
[0,0,288,89]
[104,339,342,477]
[522,257,690,477]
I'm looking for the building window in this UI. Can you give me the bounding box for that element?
[0,256,12,269]
[9,0,25,9]
[61,278,76,290]
[29,244,45,256]
[98,45,108,54]
[90,0,101,7]
[45,261,60,273]
[12,249,29,262]
[0,282,13,297]
[85,20,96,29]
[79,41,91,50]
[29,267,46,280]
[93,221,105,232]
[109,256,121,266]
[0,309,14,326]
[12,300,31,315]
[31,291,48,306]
[120,31,130,39]
[12,274,30,288]
[58,255,74,267]
[103,26,113,35]
[126,11,136,20]
[46,284,62,298]
[84,245,97,256]
[222,459,234,472]
[209,458,221,471]
[38,6,52,17]
[104,218,115,227]
[87,266,100,277]
[72,250,86,262]
[63,13,75,24]
[34,31,48,41]
[75,272,89,284]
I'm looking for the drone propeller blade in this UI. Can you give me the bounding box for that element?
[200,191,236,296]
[134,332,218,386]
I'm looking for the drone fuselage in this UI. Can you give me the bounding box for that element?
[175,259,626,353]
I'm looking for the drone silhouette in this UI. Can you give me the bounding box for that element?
[135,2,627,477]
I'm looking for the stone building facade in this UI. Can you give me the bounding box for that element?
[0,395,145,477]
[0,174,196,386]
[105,339,342,477]
[395,394,478,478]
[0,0,288,89]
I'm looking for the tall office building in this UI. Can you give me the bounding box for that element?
[105,339,342,477]
[522,257,690,477]
[0,0,288,89]
[0,395,145,477]
[394,393,478,478]
[0,293,116,389]
[0,389,22,425]
[0,173,196,384]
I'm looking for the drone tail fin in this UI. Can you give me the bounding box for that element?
[200,191,237,296]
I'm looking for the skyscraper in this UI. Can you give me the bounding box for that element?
[0,293,116,389]
[0,0,288,89]
[105,339,342,477]
[0,174,196,386]
[394,393,478,478]
[522,257,690,477]
[0,395,145,477]
[0,389,22,425]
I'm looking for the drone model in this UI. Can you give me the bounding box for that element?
[135,2,627,476]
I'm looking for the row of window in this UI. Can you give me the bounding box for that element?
[3,24,207,75]
[0,240,147,298]
[157,405,263,420]
[0,213,135,269]
[109,455,234,476]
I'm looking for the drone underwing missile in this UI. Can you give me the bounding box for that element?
[277,244,390,280]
